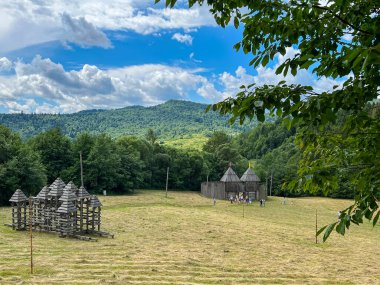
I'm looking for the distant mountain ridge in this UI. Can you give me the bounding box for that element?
[0,100,257,139]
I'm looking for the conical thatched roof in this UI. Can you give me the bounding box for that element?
[57,201,77,213]
[77,186,90,198]
[220,167,241,183]
[36,186,50,200]
[59,188,77,202]
[63,181,79,194]
[89,196,102,208]
[240,168,260,182]
[48,178,66,197]
[9,189,28,202]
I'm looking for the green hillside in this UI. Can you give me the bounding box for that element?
[0,100,256,140]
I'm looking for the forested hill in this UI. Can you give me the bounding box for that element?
[0,100,256,139]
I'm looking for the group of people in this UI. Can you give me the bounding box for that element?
[228,195,265,206]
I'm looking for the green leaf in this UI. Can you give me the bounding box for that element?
[336,221,346,235]
[233,42,241,52]
[300,60,314,69]
[275,64,285,75]
[234,17,239,29]
[323,223,336,242]
[317,225,327,236]
[262,55,269,66]
[283,117,292,130]
[284,64,289,76]
[291,66,297,76]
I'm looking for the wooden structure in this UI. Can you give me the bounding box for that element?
[220,166,244,198]
[9,189,28,230]
[240,167,262,201]
[201,165,267,201]
[8,178,113,240]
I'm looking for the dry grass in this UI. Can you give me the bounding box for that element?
[0,191,379,285]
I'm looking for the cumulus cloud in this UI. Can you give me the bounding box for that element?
[0,57,13,71]
[0,52,344,114]
[0,0,214,52]
[0,55,224,113]
[171,33,193,45]
[61,13,112,48]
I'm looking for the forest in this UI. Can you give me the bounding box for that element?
[0,108,366,206]
[0,100,257,139]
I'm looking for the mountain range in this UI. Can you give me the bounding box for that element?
[0,100,257,140]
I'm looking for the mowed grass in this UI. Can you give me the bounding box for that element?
[0,191,379,285]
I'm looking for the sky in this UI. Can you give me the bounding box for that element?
[0,0,340,114]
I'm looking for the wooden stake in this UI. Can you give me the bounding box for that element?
[165,167,169,198]
[29,196,33,274]
[315,209,318,244]
[270,172,273,197]
[80,151,84,187]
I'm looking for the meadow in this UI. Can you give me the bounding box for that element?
[0,191,379,284]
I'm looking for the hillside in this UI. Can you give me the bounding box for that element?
[0,100,256,140]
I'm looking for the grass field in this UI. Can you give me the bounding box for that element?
[164,134,209,151]
[0,191,379,285]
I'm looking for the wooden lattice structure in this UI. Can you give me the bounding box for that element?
[9,189,28,230]
[8,178,113,240]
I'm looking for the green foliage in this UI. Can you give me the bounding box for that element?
[86,134,121,194]
[203,131,247,181]
[0,126,46,205]
[159,0,380,238]
[235,120,296,159]
[254,137,301,197]
[0,100,256,140]
[29,128,73,183]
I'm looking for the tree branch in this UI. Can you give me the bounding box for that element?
[312,5,373,36]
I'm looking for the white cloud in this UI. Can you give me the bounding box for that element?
[172,33,193,45]
[213,47,343,100]
[61,13,112,48]
[0,51,345,114]
[0,56,224,113]
[189,52,202,63]
[0,0,215,52]
[0,57,13,71]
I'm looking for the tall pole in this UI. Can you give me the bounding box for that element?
[270,172,273,197]
[79,151,84,187]
[165,167,169,198]
[266,177,268,197]
[29,196,33,274]
[315,209,318,244]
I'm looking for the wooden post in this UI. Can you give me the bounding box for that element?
[315,209,318,244]
[266,177,268,197]
[80,151,84,188]
[270,173,273,197]
[165,167,169,198]
[29,197,33,274]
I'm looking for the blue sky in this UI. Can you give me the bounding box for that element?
[0,0,338,114]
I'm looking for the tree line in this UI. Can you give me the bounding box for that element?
[1,111,367,206]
